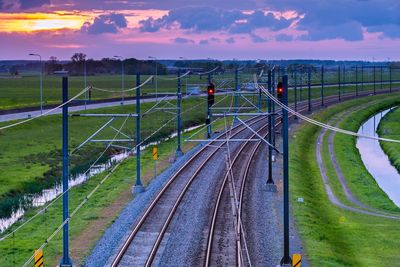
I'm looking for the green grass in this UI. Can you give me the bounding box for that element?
[1,76,400,265]
[0,126,204,266]
[333,98,400,212]
[0,105,238,266]
[378,107,400,172]
[0,73,214,110]
[1,69,400,110]
[0,93,251,218]
[290,93,400,266]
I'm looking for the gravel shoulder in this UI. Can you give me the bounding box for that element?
[243,136,309,267]
[84,143,203,267]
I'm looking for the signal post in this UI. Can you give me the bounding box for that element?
[279,75,292,266]
[206,82,215,138]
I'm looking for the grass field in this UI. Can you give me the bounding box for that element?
[0,125,216,266]
[1,76,400,265]
[290,93,400,266]
[1,67,399,110]
[0,95,243,266]
[0,93,254,219]
[377,107,400,173]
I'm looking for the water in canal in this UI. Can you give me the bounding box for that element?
[356,107,400,207]
[0,124,203,233]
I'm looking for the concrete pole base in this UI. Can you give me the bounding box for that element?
[132,185,145,195]
[175,149,184,158]
[266,183,278,192]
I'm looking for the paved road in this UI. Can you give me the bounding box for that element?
[1,80,399,123]
[0,95,200,123]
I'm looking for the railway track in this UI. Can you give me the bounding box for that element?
[110,87,399,267]
[204,96,321,267]
[203,87,400,267]
[110,114,268,267]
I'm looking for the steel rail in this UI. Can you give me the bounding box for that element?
[205,86,400,267]
[112,85,399,267]
[111,115,266,266]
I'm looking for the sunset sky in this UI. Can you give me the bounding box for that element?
[1,0,399,60]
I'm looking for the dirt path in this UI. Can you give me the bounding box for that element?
[315,104,400,220]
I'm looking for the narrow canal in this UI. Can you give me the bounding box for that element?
[356,107,400,207]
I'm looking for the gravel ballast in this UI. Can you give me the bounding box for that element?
[84,143,203,267]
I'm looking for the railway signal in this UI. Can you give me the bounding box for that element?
[277,81,284,101]
[207,82,215,107]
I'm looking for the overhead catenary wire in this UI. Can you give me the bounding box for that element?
[21,116,130,267]
[6,75,254,261]
[156,71,191,81]
[90,75,154,93]
[0,116,130,243]
[1,90,230,243]
[0,87,90,131]
[193,66,220,76]
[20,92,229,266]
[259,85,400,144]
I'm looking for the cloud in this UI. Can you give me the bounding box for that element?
[368,24,400,39]
[173,37,194,44]
[139,6,296,34]
[19,0,49,9]
[250,33,267,43]
[275,34,293,42]
[300,21,364,41]
[226,37,235,44]
[48,0,259,11]
[81,13,127,34]
[199,40,209,45]
[0,0,49,10]
[266,0,400,41]
[139,6,243,33]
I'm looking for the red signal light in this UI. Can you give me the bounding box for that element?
[207,82,215,107]
[277,82,283,101]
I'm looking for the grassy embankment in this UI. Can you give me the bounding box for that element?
[378,107,400,173]
[290,92,400,266]
[0,94,243,266]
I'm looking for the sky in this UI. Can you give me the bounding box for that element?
[0,0,399,61]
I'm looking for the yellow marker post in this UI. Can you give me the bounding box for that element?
[292,254,301,267]
[34,249,44,267]
[152,147,158,160]
[152,147,158,178]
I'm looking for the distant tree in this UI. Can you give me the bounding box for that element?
[45,56,62,74]
[71,53,86,63]
[389,62,400,68]
[68,53,87,75]
[9,66,18,76]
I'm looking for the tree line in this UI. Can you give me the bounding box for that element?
[45,53,167,76]
[4,53,167,76]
